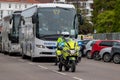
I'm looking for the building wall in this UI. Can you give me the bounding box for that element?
[0,2,33,19]
[0,0,56,20]
[66,0,93,21]
[38,0,53,3]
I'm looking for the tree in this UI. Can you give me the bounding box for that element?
[79,17,93,34]
[96,10,114,33]
[93,0,116,33]
[114,0,120,32]
[73,1,93,34]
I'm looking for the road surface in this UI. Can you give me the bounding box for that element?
[0,53,119,80]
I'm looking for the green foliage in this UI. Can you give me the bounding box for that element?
[96,10,114,33]
[93,0,119,33]
[74,3,93,34]
[114,0,120,32]
[79,17,93,34]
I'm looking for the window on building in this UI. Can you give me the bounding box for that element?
[8,11,9,14]
[8,10,13,15]
[8,11,11,14]
[9,4,11,8]
[86,9,89,14]
[0,10,3,19]
[15,4,17,9]
[25,4,27,8]
[83,2,86,7]
[90,3,93,9]
[19,4,21,9]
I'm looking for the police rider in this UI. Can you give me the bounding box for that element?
[55,32,69,65]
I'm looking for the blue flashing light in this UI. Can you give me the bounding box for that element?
[78,41,83,46]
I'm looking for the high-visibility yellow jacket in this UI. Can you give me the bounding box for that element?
[56,36,65,57]
[62,39,80,60]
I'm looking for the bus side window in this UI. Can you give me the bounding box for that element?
[21,17,25,25]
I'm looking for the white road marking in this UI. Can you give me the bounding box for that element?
[28,62,35,65]
[38,65,48,69]
[73,77,83,80]
[18,59,25,62]
[52,70,67,75]
[11,57,18,59]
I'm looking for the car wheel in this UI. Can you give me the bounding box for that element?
[93,51,101,60]
[86,51,92,59]
[113,54,120,64]
[103,53,111,62]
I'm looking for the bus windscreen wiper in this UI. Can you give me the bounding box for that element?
[56,6,70,10]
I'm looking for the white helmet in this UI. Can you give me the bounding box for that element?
[61,31,70,38]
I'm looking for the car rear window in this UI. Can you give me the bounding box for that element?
[113,42,120,46]
[99,41,113,47]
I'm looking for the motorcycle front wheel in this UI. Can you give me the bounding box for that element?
[71,60,76,72]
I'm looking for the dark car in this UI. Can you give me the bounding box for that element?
[78,40,90,56]
[111,42,120,64]
[90,40,120,60]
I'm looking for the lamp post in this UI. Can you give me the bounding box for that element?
[77,0,79,13]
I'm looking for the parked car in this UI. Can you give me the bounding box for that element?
[111,42,120,64]
[90,40,120,60]
[78,40,90,56]
[99,47,112,62]
[84,40,97,58]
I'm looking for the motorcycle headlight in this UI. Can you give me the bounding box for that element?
[70,50,76,55]
[36,45,45,48]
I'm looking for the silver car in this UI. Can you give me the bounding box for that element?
[84,40,97,59]
[99,47,112,62]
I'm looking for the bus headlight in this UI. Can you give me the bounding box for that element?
[36,45,45,48]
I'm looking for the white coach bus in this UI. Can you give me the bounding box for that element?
[20,2,83,61]
[2,11,21,55]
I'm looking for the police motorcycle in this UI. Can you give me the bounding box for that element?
[58,38,81,72]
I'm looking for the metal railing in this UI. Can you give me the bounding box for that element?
[93,33,120,40]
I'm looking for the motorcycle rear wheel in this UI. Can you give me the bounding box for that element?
[58,62,63,71]
[64,65,69,71]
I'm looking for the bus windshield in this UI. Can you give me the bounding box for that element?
[10,14,21,43]
[36,7,78,38]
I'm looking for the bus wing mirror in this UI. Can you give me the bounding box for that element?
[23,19,25,25]
[21,17,25,25]
[9,19,12,24]
[77,14,84,25]
[32,15,37,24]
[75,34,78,39]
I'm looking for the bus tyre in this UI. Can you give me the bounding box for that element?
[9,52,13,56]
[31,57,35,62]
[4,52,7,55]
[22,53,26,59]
